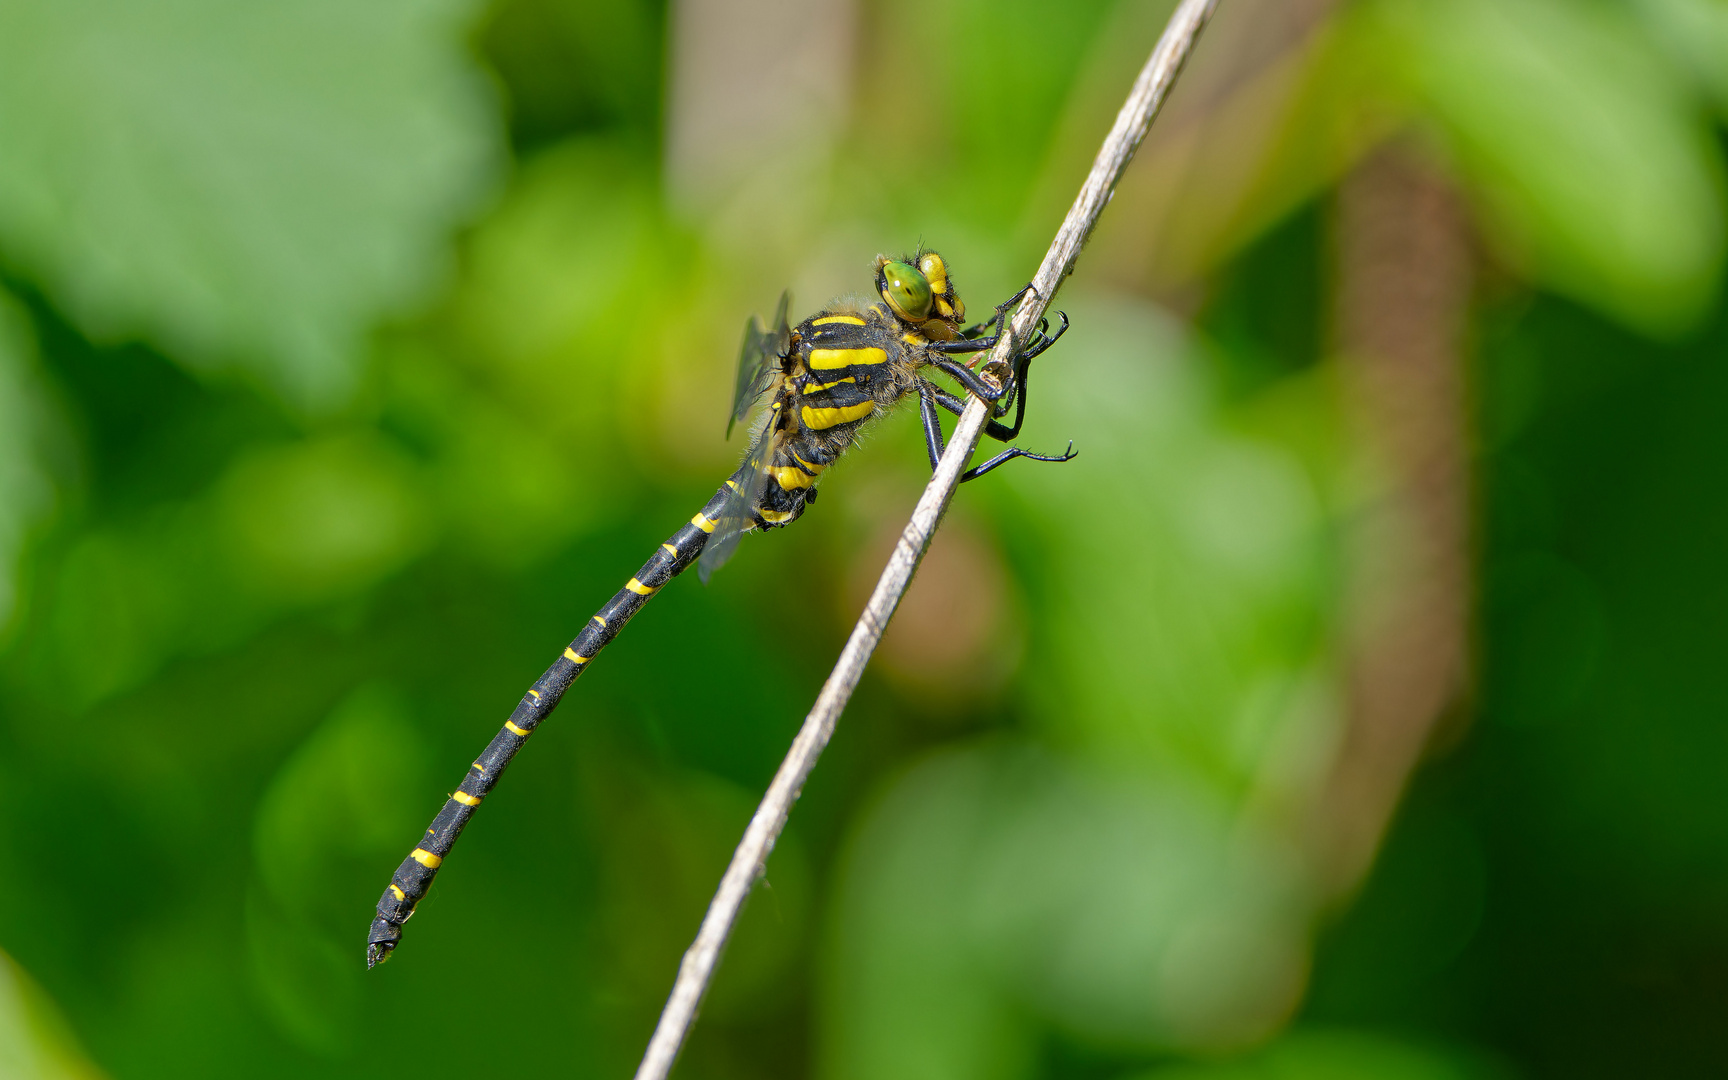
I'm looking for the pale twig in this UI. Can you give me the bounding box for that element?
[632,2,1220,1076]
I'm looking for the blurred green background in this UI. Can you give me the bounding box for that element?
[1,0,1725,1077]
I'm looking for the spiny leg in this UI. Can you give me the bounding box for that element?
[917,381,1077,482]
[933,305,1064,373]
[1016,310,1068,366]
[918,381,948,472]
[927,383,1021,443]
[928,354,1009,403]
[927,311,1069,441]
[939,282,1043,354]
[931,276,1067,416]
[994,311,1067,426]
[961,442,1077,482]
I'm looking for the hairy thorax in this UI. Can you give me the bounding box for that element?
[748,301,932,525]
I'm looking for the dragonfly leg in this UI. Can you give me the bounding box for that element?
[993,311,1066,431]
[917,379,1078,481]
[963,311,1061,371]
[960,283,1035,340]
[927,355,1010,402]
[959,442,1077,482]
[925,310,1067,439]
[1017,310,1068,364]
[936,288,1024,354]
[929,336,999,356]
[928,382,1025,443]
[917,382,947,471]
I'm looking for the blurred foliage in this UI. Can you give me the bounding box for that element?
[1137,1027,1506,1080]
[0,949,104,1080]
[0,0,499,407]
[1355,0,1726,333]
[0,292,69,635]
[0,0,1723,1078]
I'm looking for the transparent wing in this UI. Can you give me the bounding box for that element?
[699,418,776,583]
[769,288,792,358]
[728,290,791,439]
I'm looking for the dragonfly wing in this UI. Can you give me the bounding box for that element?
[727,290,791,439]
[770,289,792,363]
[699,418,776,583]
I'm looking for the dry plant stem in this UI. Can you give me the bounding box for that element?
[632,2,1218,1077]
[1315,145,1473,894]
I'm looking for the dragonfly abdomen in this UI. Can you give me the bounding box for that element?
[365,477,737,966]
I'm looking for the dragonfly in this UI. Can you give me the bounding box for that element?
[367,249,1072,967]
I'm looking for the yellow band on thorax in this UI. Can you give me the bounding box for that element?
[769,465,817,491]
[801,400,875,429]
[809,347,886,371]
[805,376,856,393]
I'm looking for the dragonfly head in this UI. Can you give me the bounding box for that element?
[876,250,966,337]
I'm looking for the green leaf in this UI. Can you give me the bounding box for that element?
[0,0,500,407]
[1364,0,1727,334]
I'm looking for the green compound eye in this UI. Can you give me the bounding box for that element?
[880,260,933,322]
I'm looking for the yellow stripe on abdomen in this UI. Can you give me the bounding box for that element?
[809,347,886,371]
[801,400,875,429]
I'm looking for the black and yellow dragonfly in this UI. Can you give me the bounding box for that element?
[366,250,1071,966]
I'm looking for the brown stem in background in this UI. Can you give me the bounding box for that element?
[1315,144,1474,894]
